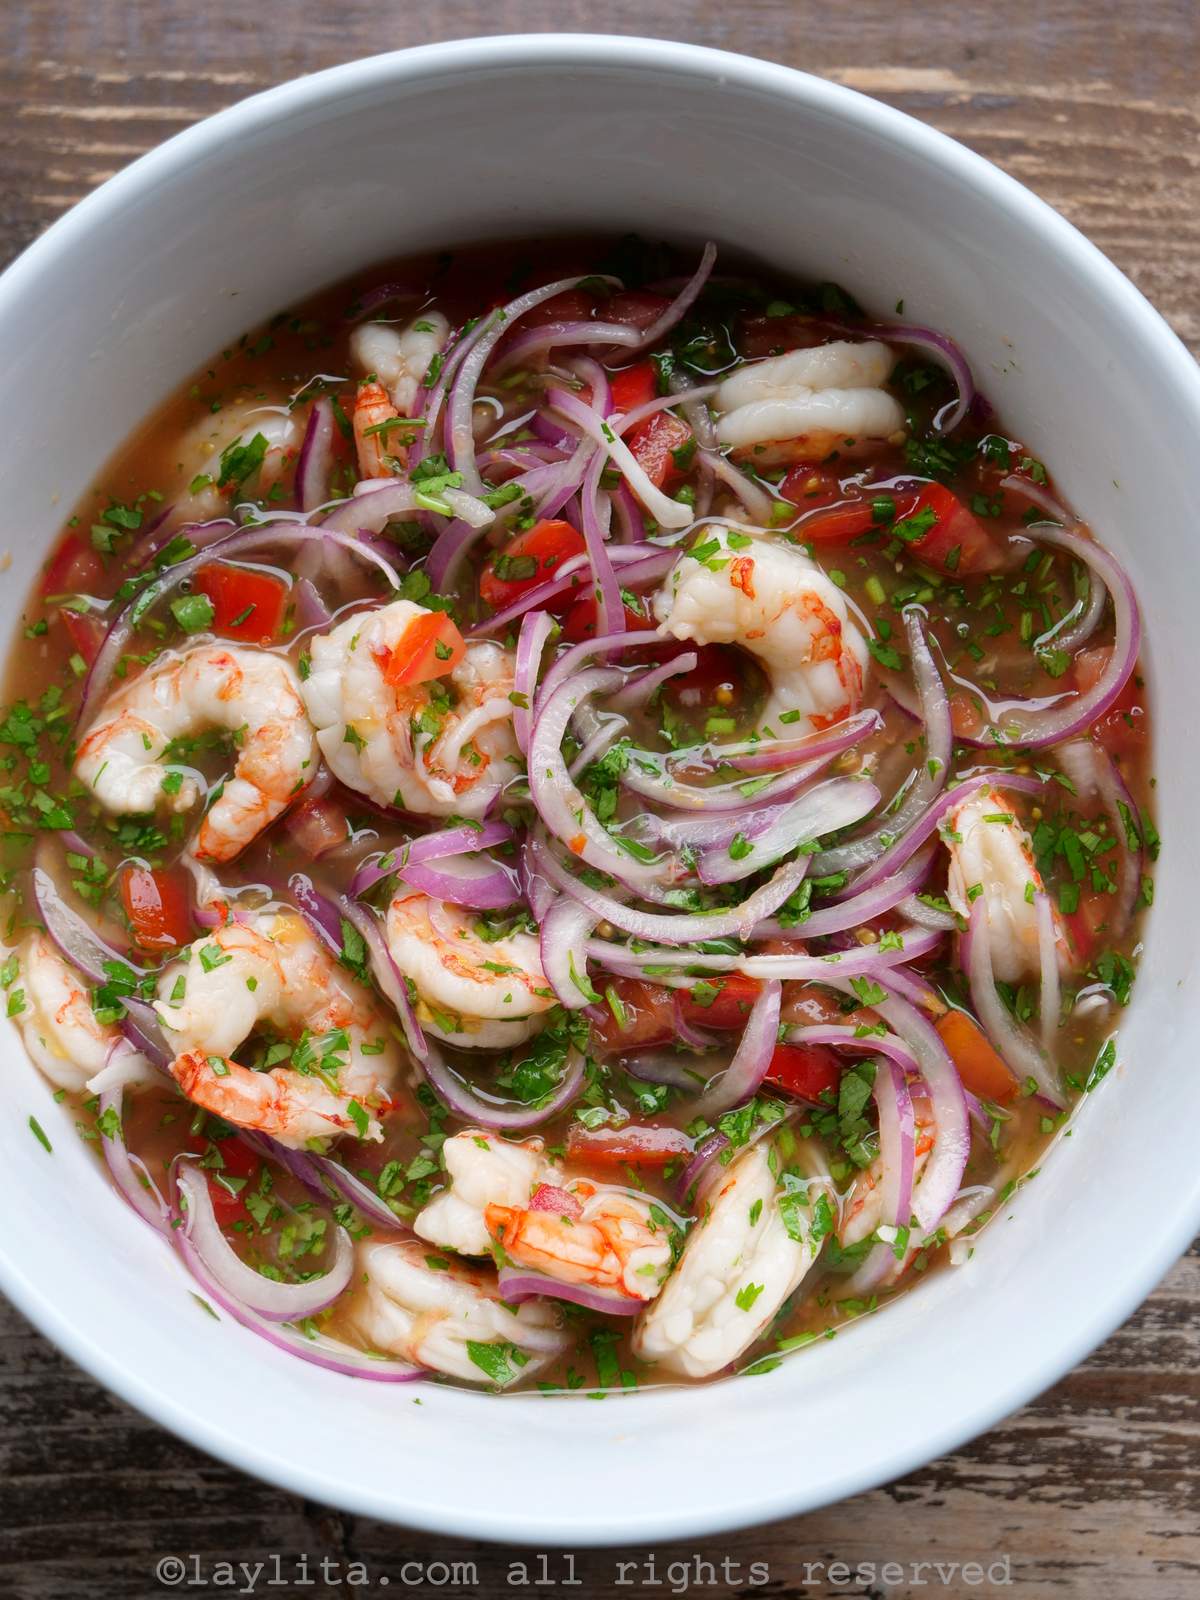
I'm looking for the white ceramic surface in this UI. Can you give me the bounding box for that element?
[0,35,1195,1546]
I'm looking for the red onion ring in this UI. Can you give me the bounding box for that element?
[496,1268,643,1317]
[963,901,1063,1106]
[418,1042,585,1132]
[539,897,599,1010]
[692,980,781,1118]
[98,1076,170,1231]
[621,242,717,356]
[585,924,943,984]
[296,397,335,512]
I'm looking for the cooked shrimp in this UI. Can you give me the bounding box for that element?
[345,1238,568,1384]
[386,891,553,1051]
[415,1129,553,1256]
[654,526,869,735]
[155,910,399,1148]
[350,313,449,417]
[11,933,119,1091]
[74,645,316,863]
[714,339,905,465]
[173,401,303,520]
[300,599,522,818]
[633,1143,824,1378]
[945,786,1066,984]
[415,1128,674,1302]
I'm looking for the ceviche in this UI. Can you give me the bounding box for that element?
[0,237,1152,1392]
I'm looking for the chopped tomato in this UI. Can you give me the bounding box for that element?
[781,466,879,542]
[382,612,466,688]
[60,606,105,666]
[185,1133,262,1226]
[737,314,824,360]
[603,291,672,332]
[627,411,692,494]
[193,563,289,644]
[478,519,586,612]
[936,1009,1016,1103]
[520,288,593,328]
[591,978,676,1052]
[566,1124,693,1168]
[764,1041,842,1103]
[1074,647,1147,759]
[896,484,1000,576]
[285,795,350,858]
[678,974,762,1031]
[1062,888,1112,968]
[41,534,104,598]
[661,642,749,716]
[561,594,650,643]
[609,359,658,415]
[528,1182,583,1218]
[120,866,193,953]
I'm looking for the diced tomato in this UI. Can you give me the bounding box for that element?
[193,563,289,644]
[1074,647,1147,759]
[1062,887,1113,968]
[60,606,105,666]
[678,974,762,1031]
[936,1009,1016,1103]
[603,291,672,332]
[781,465,879,542]
[737,315,824,360]
[528,1182,583,1218]
[591,978,677,1053]
[285,795,350,858]
[560,594,650,643]
[120,866,194,953]
[661,642,750,717]
[478,519,587,612]
[566,1124,693,1168]
[764,1041,843,1103]
[382,612,466,688]
[627,411,692,494]
[520,289,593,328]
[41,534,104,598]
[609,359,658,415]
[185,1133,262,1226]
[896,484,1000,576]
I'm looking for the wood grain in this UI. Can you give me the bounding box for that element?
[1,3,1197,1594]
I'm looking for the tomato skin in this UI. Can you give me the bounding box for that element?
[591,978,676,1053]
[478,519,587,612]
[566,1124,693,1168]
[899,484,999,575]
[1074,647,1147,759]
[60,607,104,665]
[41,535,103,597]
[560,595,649,643]
[627,411,691,494]
[603,291,672,332]
[383,612,466,688]
[186,1134,262,1226]
[193,563,289,644]
[764,1042,842,1103]
[120,866,194,953]
[609,360,658,415]
[678,974,762,1031]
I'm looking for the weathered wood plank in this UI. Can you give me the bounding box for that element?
[0,3,1196,1593]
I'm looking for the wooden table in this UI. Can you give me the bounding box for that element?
[3,5,1197,1595]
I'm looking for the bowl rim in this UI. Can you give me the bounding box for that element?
[1,31,1198,1547]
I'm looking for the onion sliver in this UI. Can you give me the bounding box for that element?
[548,386,693,531]
[844,1058,917,1296]
[310,1154,409,1232]
[497,1267,643,1317]
[539,897,599,1010]
[586,924,943,983]
[622,242,717,355]
[419,1042,586,1132]
[753,846,936,941]
[692,980,781,1117]
[99,1078,170,1231]
[349,820,515,899]
[336,897,428,1064]
[176,1161,353,1321]
[513,610,557,753]
[964,901,1063,1106]
[31,858,144,986]
[296,397,335,512]
[696,775,880,887]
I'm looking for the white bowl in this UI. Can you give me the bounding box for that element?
[0,35,1195,1545]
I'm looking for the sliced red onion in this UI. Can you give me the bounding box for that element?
[513,610,557,753]
[578,449,626,643]
[895,890,958,932]
[489,319,643,375]
[1056,738,1144,938]
[176,1161,353,1322]
[671,998,719,1055]
[626,1049,712,1090]
[675,1130,729,1207]
[753,845,936,941]
[585,924,942,984]
[296,397,335,512]
[496,1268,642,1317]
[419,1042,585,1131]
[310,1155,409,1232]
[287,871,343,955]
[964,901,1063,1106]
[30,859,143,985]
[568,714,628,781]
[99,1079,170,1231]
[822,318,975,433]
[608,652,697,711]
[336,897,427,1063]
[696,776,880,887]
[397,854,520,911]
[77,522,402,731]
[843,1058,918,1296]
[696,449,776,524]
[692,980,781,1118]
[470,546,676,639]
[548,386,693,531]
[782,1023,919,1077]
[539,897,599,1010]
[534,626,661,713]
[622,241,717,355]
[120,1001,173,1072]
[821,976,969,1232]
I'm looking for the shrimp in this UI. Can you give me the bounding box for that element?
[10,933,119,1091]
[351,313,449,418]
[654,526,869,735]
[155,910,400,1148]
[632,1143,824,1378]
[344,1238,568,1384]
[172,400,304,521]
[945,786,1066,984]
[713,339,905,465]
[300,599,522,819]
[416,1129,674,1303]
[74,645,316,863]
[386,891,553,1051]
